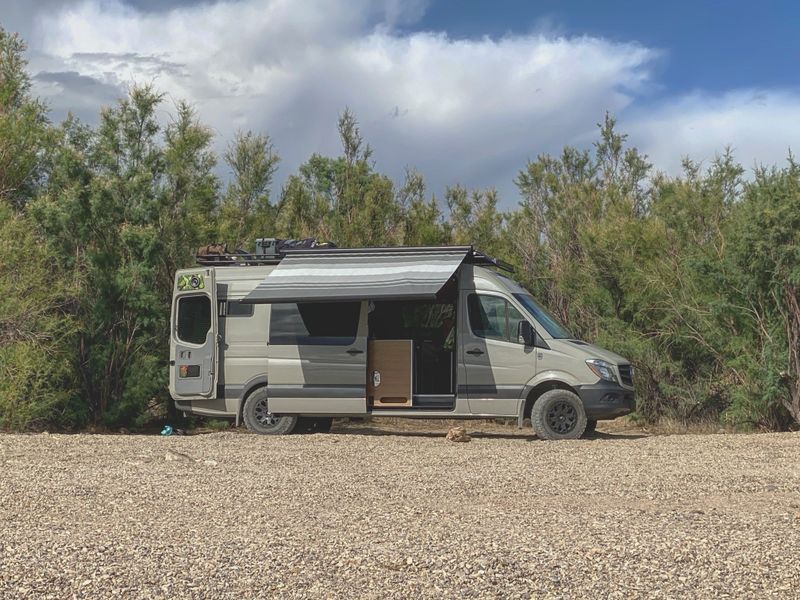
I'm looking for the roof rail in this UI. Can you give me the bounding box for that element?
[195,244,513,272]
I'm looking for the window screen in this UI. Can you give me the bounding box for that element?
[269,302,360,345]
[177,295,211,344]
[468,294,527,343]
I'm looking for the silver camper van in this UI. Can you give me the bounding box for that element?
[169,242,634,439]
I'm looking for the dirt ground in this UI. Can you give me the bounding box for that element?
[1,421,799,599]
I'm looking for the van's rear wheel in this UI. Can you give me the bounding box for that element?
[531,389,587,440]
[242,388,297,435]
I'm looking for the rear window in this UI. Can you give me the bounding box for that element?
[269,302,360,345]
[177,295,211,344]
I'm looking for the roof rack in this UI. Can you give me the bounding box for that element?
[196,253,281,266]
[196,243,513,272]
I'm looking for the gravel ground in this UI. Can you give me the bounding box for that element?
[1,422,799,599]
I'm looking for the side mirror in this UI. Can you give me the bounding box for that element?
[517,321,536,346]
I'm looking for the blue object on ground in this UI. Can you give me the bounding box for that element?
[160,425,173,436]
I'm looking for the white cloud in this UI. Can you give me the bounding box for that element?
[17,0,800,204]
[23,0,656,201]
[626,89,800,175]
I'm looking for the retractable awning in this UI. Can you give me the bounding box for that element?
[241,246,471,303]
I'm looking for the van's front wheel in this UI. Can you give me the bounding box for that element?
[531,389,587,440]
[242,388,297,435]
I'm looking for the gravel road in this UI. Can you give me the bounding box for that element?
[1,423,799,599]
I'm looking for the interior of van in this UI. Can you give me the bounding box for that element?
[366,277,458,409]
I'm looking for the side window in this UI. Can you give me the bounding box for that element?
[270,302,360,345]
[468,294,528,343]
[177,295,211,344]
[468,295,507,341]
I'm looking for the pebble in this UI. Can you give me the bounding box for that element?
[1,424,799,598]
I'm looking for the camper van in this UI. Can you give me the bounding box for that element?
[169,241,634,439]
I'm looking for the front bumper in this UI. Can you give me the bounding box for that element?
[575,381,635,419]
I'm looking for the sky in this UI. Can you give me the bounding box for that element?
[3,0,799,204]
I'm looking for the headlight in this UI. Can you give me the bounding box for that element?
[586,359,618,383]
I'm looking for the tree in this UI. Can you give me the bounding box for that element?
[714,162,800,427]
[446,184,508,257]
[0,204,81,429]
[0,28,49,209]
[275,109,401,246]
[33,86,219,425]
[397,169,450,246]
[218,130,280,249]
[0,27,81,430]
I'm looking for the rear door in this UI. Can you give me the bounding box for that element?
[170,269,218,399]
[460,291,535,415]
[267,301,368,414]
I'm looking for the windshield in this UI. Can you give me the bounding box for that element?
[513,293,573,339]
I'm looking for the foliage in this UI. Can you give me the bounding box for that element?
[1,34,799,430]
[0,205,81,429]
[217,130,280,250]
[714,163,800,426]
[31,87,218,426]
[0,28,49,209]
[275,109,403,247]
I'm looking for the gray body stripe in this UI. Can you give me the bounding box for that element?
[457,384,524,399]
[267,384,367,398]
[220,384,244,398]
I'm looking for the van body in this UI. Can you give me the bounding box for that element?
[169,245,634,439]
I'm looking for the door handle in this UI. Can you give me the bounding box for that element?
[466,348,484,356]
[346,348,364,355]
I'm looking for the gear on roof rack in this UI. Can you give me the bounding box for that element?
[255,237,337,257]
[196,238,337,266]
[196,239,512,272]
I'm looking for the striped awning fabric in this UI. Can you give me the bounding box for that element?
[241,246,471,303]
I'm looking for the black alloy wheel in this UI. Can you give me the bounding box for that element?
[546,400,578,434]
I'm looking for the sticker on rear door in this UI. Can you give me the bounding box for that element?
[177,273,205,291]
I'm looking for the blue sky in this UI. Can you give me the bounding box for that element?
[418,0,800,94]
[3,0,799,204]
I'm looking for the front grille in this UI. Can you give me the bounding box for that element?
[618,364,633,387]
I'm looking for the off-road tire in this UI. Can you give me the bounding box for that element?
[531,389,587,440]
[242,388,297,435]
[294,417,333,434]
[583,419,598,437]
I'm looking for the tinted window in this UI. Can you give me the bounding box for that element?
[177,295,211,344]
[468,294,528,343]
[270,302,360,345]
[468,295,506,341]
